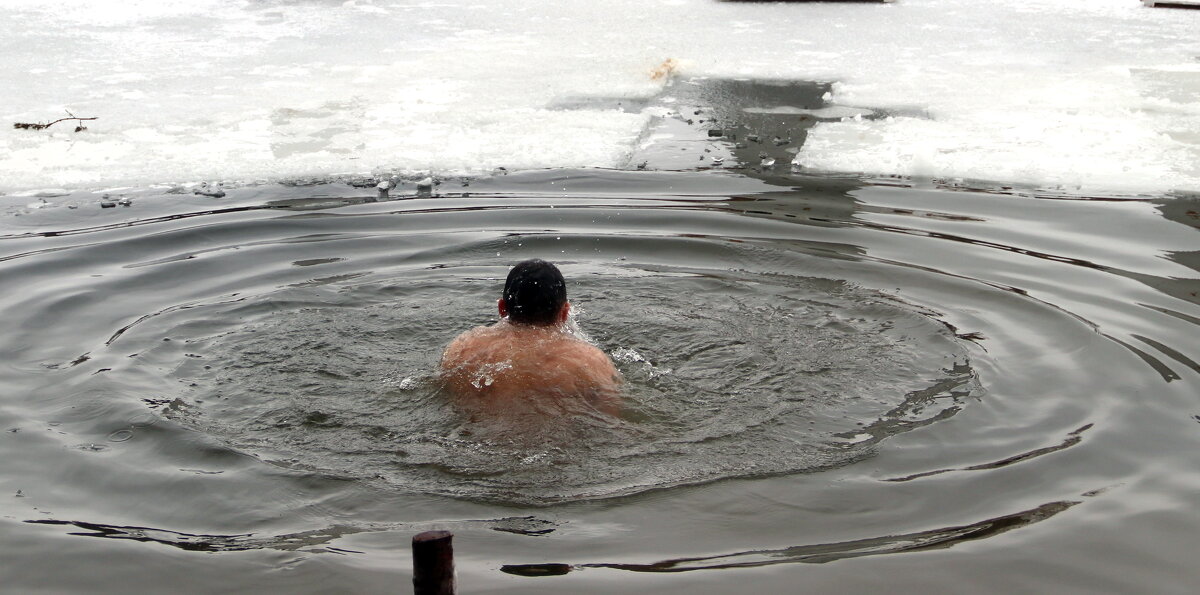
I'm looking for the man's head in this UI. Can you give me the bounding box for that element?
[499,259,568,325]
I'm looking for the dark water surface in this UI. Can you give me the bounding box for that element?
[2,169,1198,593]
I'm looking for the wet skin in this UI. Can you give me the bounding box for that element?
[440,301,623,417]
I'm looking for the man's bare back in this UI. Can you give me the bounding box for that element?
[441,321,621,415]
[439,259,622,417]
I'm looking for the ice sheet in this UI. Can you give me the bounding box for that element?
[1,0,1197,192]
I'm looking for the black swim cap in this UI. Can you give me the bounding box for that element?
[503,259,567,325]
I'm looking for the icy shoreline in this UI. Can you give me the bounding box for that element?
[2,0,1198,194]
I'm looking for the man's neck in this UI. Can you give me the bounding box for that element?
[502,319,564,333]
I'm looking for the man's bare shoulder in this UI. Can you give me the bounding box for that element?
[551,337,622,385]
[441,324,503,367]
[552,337,622,414]
[556,338,615,366]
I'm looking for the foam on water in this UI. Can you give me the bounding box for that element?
[2,0,1198,193]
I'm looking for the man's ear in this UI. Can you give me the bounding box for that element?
[498,298,508,318]
[556,301,571,324]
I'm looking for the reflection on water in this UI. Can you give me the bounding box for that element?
[883,424,1093,482]
[27,514,556,553]
[1,168,1198,593]
[502,499,1077,575]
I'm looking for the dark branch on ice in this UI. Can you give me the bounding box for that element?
[13,110,98,132]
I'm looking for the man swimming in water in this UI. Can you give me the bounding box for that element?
[440,259,622,416]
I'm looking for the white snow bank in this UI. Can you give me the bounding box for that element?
[1,0,1198,193]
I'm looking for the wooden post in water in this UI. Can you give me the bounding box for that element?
[412,530,455,595]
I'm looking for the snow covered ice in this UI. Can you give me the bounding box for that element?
[1,0,1198,193]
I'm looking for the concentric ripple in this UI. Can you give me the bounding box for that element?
[3,170,1197,593]
[115,248,975,504]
